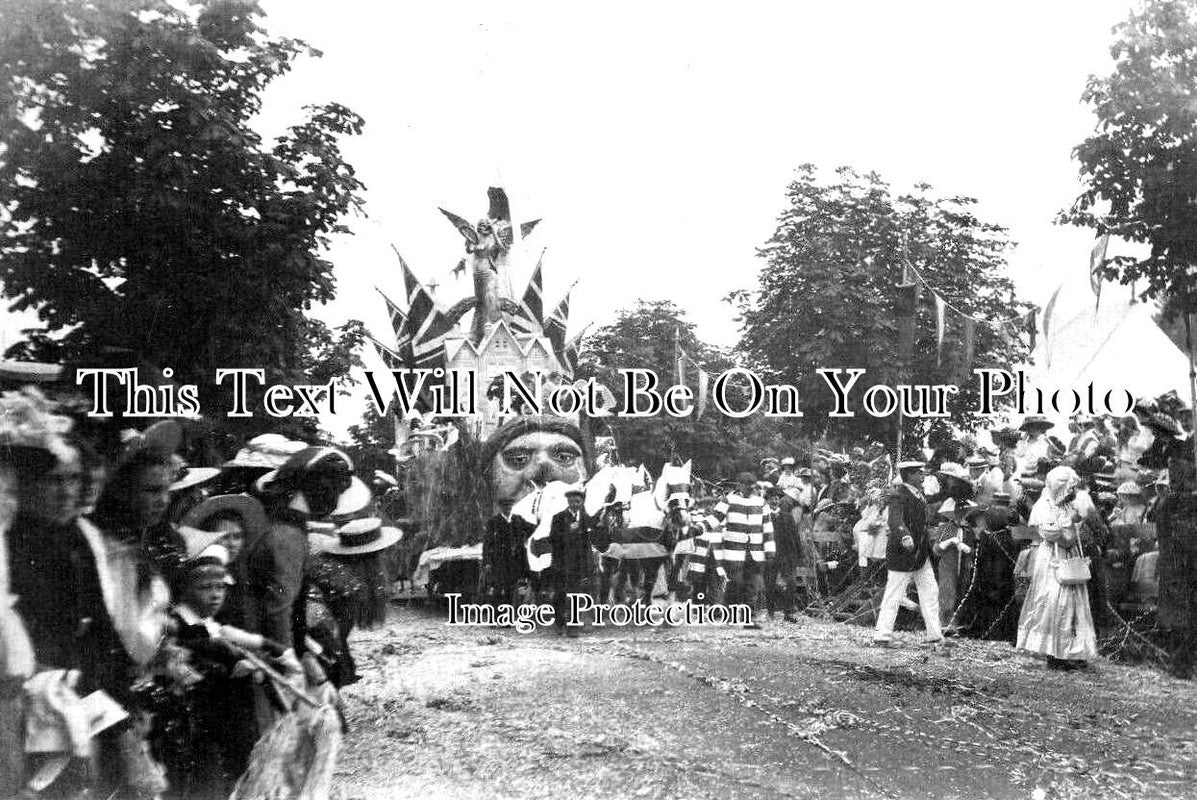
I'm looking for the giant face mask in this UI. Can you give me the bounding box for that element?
[484,418,588,509]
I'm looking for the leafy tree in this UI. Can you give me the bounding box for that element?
[1063,0,1197,675]
[730,165,1033,446]
[576,299,808,479]
[1062,1,1197,336]
[0,0,365,436]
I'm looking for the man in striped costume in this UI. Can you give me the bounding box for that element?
[684,502,726,602]
[711,472,775,627]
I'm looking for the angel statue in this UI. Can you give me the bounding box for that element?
[439,187,539,342]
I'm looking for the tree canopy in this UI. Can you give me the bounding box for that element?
[1063,0,1197,318]
[730,165,1033,445]
[576,299,807,479]
[0,0,365,433]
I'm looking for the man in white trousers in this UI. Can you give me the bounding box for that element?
[872,459,943,646]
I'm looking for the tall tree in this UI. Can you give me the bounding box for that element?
[730,165,1032,446]
[1063,0,1197,677]
[0,0,365,432]
[576,299,806,479]
[1062,1,1197,347]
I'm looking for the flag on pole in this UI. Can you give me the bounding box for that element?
[544,286,574,360]
[511,250,546,335]
[562,324,590,376]
[959,318,976,382]
[934,295,946,367]
[375,288,408,336]
[393,248,454,369]
[368,336,405,372]
[1090,232,1110,308]
[896,282,918,363]
[1042,284,1063,343]
[696,367,710,420]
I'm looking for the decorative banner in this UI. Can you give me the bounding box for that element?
[375,287,407,337]
[1024,309,1037,352]
[959,318,976,382]
[368,336,405,371]
[696,367,710,420]
[511,249,546,335]
[895,280,918,363]
[1090,232,1110,310]
[934,295,946,366]
[544,285,575,362]
[393,247,454,369]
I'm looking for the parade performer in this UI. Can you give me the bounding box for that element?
[685,501,727,602]
[482,497,534,610]
[532,486,609,637]
[872,459,943,646]
[1016,466,1098,670]
[710,472,775,627]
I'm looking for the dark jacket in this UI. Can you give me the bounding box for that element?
[535,508,607,587]
[243,507,308,652]
[482,513,534,587]
[7,516,135,703]
[886,482,932,572]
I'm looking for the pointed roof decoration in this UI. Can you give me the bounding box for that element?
[373,188,576,391]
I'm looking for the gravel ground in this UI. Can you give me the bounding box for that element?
[331,605,1195,800]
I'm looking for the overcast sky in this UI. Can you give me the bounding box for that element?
[243,1,1147,435]
[253,0,1136,344]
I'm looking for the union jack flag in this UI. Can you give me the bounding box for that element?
[510,252,545,335]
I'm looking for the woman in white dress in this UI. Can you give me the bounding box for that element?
[1016,466,1098,670]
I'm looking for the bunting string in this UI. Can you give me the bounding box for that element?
[902,259,1037,330]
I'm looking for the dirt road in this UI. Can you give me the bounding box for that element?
[332,607,1195,800]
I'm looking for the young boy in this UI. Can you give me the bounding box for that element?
[158,534,285,799]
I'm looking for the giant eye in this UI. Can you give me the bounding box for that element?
[552,445,581,467]
[501,447,532,470]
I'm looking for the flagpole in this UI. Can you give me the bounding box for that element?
[1185,313,1197,483]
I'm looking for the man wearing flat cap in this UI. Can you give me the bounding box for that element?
[873,459,943,646]
[482,497,535,614]
[536,485,608,636]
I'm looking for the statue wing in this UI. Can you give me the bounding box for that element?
[438,208,479,246]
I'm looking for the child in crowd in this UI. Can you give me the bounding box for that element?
[152,530,286,800]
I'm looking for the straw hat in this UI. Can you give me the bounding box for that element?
[324,517,403,556]
[181,494,268,550]
[167,453,222,493]
[330,477,372,519]
[937,462,969,481]
[1020,415,1053,432]
[177,526,228,562]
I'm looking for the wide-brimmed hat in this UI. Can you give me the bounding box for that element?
[937,497,976,519]
[330,476,372,518]
[1020,415,1053,432]
[324,517,402,556]
[563,483,586,498]
[177,525,229,562]
[372,470,399,488]
[937,462,969,481]
[168,453,222,494]
[222,434,308,470]
[896,459,926,471]
[780,457,796,467]
[181,494,269,550]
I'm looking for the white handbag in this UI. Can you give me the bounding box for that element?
[1053,538,1091,586]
